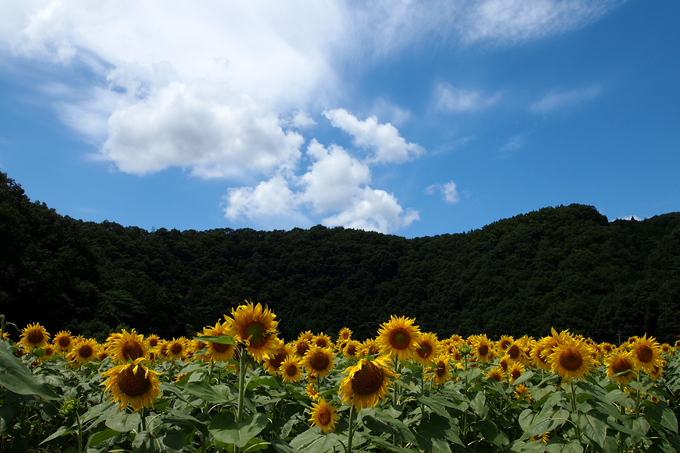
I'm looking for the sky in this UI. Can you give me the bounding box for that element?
[0,1,678,238]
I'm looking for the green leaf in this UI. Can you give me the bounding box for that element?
[512,371,535,387]
[183,381,234,403]
[0,342,58,400]
[574,411,607,448]
[106,411,142,433]
[469,391,488,419]
[40,425,75,445]
[643,401,679,431]
[209,412,269,448]
[477,420,509,447]
[417,413,464,447]
[370,437,416,453]
[88,427,122,448]
[363,412,417,445]
[194,335,235,345]
[418,394,456,420]
[289,428,340,453]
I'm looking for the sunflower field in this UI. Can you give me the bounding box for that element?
[1,304,680,453]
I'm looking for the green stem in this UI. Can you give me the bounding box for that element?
[141,406,147,432]
[75,409,83,453]
[570,380,582,446]
[235,347,248,453]
[346,405,356,453]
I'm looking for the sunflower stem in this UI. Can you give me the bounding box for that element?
[569,380,583,446]
[75,407,83,453]
[235,346,248,453]
[346,405,355,453]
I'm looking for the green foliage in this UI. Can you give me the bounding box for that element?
[1,170,679,342]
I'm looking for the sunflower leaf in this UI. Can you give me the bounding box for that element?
[209,412,269,448]
[642,400,678,431]
[194,336,235,345]
[105,411,141,433]
[0,342,58,400]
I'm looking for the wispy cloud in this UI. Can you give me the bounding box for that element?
[499,133,529,153]
[530,86,601,113]
[425,181,461,204]
[434,83,501,113]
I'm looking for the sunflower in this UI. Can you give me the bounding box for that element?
[508,362,526,384]
[42,345,56,359]
[530,339,552,371]
[514,383,531,402]
[339,355,395,410]
[549,336,597,381]
[413,332,439,366]
[264,340,291,375]
[309,398,339,433]
[306,382,320,400]
[68,338,98,365]
[377,315,421,361]
[166,337,189,361]
[472,334,495,363]
[280,357,303,383]
[101,358,162,411]
[224,301,279,362]
[147,334,161,349]
[360,338,381,357]
[53,331,74,353]
[2,331,9,341]
[338,327,353,342]
[427,355,452,386]
[312,333,332,349]
[631,334,662,371]
[292,338,311,358]
[107,329,149,364]
[343,340,361,360]
[303,346,335,378]
[647,361,665,380]
[20,323,50,351]
[201,322,235,362]
[486,366,506,382]
[497,335,514,353]
[604,349,637,385]
[96,346,110,362]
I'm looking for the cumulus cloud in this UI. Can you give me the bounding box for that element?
[323,109,425,164]
[530,86,601,113]
[290,111,317,129]
[223,176,300,220]
[434,82,501,112]
[425,181,461,204]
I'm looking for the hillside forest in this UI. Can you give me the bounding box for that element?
[1,171,678,344]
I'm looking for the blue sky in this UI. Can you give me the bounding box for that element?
[0,0,678,238]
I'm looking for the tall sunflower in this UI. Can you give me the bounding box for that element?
[631,334,662,372]
[224,301,279,362]
[279,357,303,383]
[53,331,74,353]
[549,336,597,381]
[201,322,235,362]
[377,315,421,361]
[68,338,98,365]
[303,346,335,378]
[309,398,339,433]
[339,355,395,410]
[101,358,162,411]
[20,322,50,351]
[604,349,637,385]
[413,332,439,366]
[106,329,149,364]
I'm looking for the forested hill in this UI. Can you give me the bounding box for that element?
[2,170,679,344]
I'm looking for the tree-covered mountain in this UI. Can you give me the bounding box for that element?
[2,170,679,343]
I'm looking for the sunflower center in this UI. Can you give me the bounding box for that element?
[285,363,298,376]
[210,342,229,353]
[118,366,152,397]
[148,338,158,347]
[296,342,310,356]
[500,340,511,350]
[245,322,266,348]
[637,345,653,362]
[317,408,331,425]
[27,330,44,344]
[170,343,183,355]
[269,351,287,369]
[417,342,432,358]
[123,340,144,360]
[346,344,357,356]
[58,336,71,348]
[478,345,489,357]
[436,362,446,377]
[499,359,508,371]
[512,369,521,380]
[508,345,520,359]
[315,338,329,348]
[559,349,583,371]
[390,330,410,349]
[351,362,385,396]
[309,352,330,371]
[489,371,501,381]
[79,345,94,358]
[613,358,632,374]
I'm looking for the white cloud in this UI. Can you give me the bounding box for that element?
[530,86,601,113]
[425,181,461,204]
[223,176,300,220]
[370,97,411,126]
[499,133,528,153]
[434,83,501,112]
[102,81,304,179]
[617,215,642,221]
[290,111,317,129]
[323,108,425,164]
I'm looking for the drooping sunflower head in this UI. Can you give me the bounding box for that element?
[224,301,279,362]
[631,334,661,371]
[339,355,395,410]
[264,340,291,375]
[377,315,421,361]
[20,323,50,351]
[306,382,320,400]
[309,398,339,433]
[280,356,303,383]
[360,338,381,357]
[514,383,531,402]
[646,360,665,380]
[486,366,506,382]
[101,358,162,411]
[68,338,98,365]
[303,346,335,378]
[53,331,74,353]
[413,332,439,366]
[96,345,110,362]
[549,336,597,381]
[530,340,552,371]
[106,329,149,364]
[604,349,637,385]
